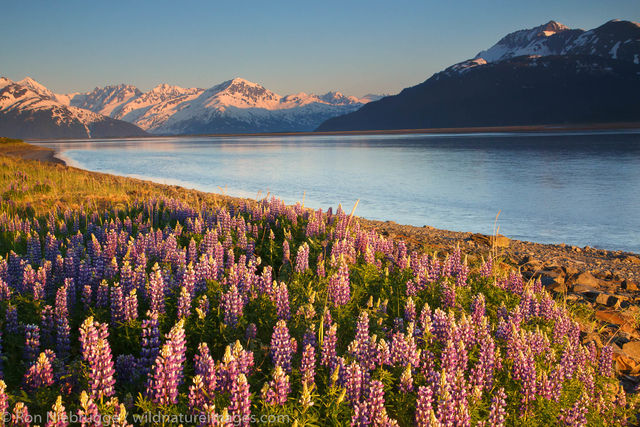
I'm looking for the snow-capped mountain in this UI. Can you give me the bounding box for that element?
[66,78,377,134]
[0,77,147,139]
[317,19,640,132]
[475,19,640,64]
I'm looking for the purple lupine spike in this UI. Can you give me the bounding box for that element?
[294,243,310,273]
[194,342,217,393]
[188,375,208,412]
[77,390,100,427]
[124,289,138,322]
[96,280,109,308]
[488,387,507,427]
[196,295,210,319]
[115,354,138,384]
[415,385,436,426]
[262,365,290,406]
[146,319,186,405]
[79,317,116,399]
[5,304,19,334]
[328,256,350,307]
[598,345,613,377]
[177,286,192,319]
[405,297,416,324]
[183,262,197,295]
[400,364,414,393]
[271,320,293,372]
[54,287,70,358]
[23,324,40,364]
[274,282,290,320]
[282,240,290,265]
[40,304,55,349]
[300,344,316,386]
[23,352,55,390]
[321,323,338,371]
[110,284,125,324]
[229,373,252,425]
[316,254,326,278]
[47,396,69,427]
[302,325,317,349]
[148,263,166,314]
[344,361,367,404]
[480,256,493,278]
[140,311,160,376]
[222,283,244,327]
[12,401,31,426]
[471,293,486,326]
[81,284,92,311]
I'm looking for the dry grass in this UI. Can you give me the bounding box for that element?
[0,147,243,215]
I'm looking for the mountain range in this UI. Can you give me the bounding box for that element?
[0,75,380,138]
[0,77,147,139]
[317,19,640,131]
[3,19,639,138]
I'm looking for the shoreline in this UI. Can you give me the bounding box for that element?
[25,121,640,142]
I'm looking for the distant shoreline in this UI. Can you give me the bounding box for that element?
[25,121,640,142]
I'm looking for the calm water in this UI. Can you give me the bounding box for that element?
[37,131,640,252]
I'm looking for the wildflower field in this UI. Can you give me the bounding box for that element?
[0,150,636,426]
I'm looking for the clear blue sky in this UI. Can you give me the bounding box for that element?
[2,0,638,97]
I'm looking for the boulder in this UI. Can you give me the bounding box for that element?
[622,279,639,292]
[572,271,601,288]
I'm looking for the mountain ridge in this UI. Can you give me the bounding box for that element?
[63,77,379,134]
[317,19,640,132]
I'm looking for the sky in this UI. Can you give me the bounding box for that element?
[2,0,639,97]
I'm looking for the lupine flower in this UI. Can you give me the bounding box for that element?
[116,354,138,384]
[12,402,30,427]
[124,289,138,322]
[405,297,416,323]
[23,324,40,364]
[147,263,166,314]
[274,281,290,320]
[146,319,186,405]
[271,320,293,372]
[188,375,208,412]
[294,243,310,273]
[55,287,71,358]
[282,240,290,264]
[24,351,54,390]
[196,295,210,319]
[47,395,69,427]
[400,364,414,393]
[262,365,290,406]
[222,283,244,327]
[488,387,507,427]
[177,286,191,319]
[598,345,613,377]
[321,323,338,371]
[77,390,101,427]
[415,385,436,426]
[194,342,217,393]
[5,304,19,334]
[229,373,251,425]
[328,256,350,306]
[300,344,316,386]
[79,317,116,399]
[110,284,125,324]
[299,381,314,410]
[140,310,160,376]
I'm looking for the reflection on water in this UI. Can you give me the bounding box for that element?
[36,130,640,252]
